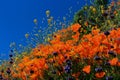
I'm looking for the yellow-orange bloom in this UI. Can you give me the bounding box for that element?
[71,23,81,32]
[82,65,91,74]
[91,29,100,35]
[109,58,118,66]
[95,72,105,78]
[72,32,80,41]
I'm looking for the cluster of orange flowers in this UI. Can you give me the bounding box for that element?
[0,23,120,79]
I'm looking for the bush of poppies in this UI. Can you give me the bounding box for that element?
[0,0,120,80]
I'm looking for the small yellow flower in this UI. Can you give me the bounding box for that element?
[33,19,37,24]
[84,6,88,10]
[107,20,111,24]
[100,5,104,9]
[25,33,29,38]
[47,18,52,24]
[46,10,50,17]
[101,9,104,14]
[34,34,39,37]
[115,13,118,16]
[92,8,96,13]
[90,6,93,9]
[47,37,51,42]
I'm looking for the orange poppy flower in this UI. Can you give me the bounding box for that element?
[72,32,80,41]
[95,72,105,78]
[82,65,91,74]
[22,56,30,62]
[91,29,100,35]
[113,10,117,15]
[20,71,27,80]
[18,63,25,69]
[111,1,115,6]
[117,1,120,5]
[71,23,81,32]
[30,74,38,80]
[12,73,19,78]
[109,58,118,66]
[56,54,65,65]
[72,72,80,80]
[117,61,120,66]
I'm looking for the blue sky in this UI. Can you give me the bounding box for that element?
[0,0,87,60]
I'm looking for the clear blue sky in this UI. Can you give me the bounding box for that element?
[0,0,87,60]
